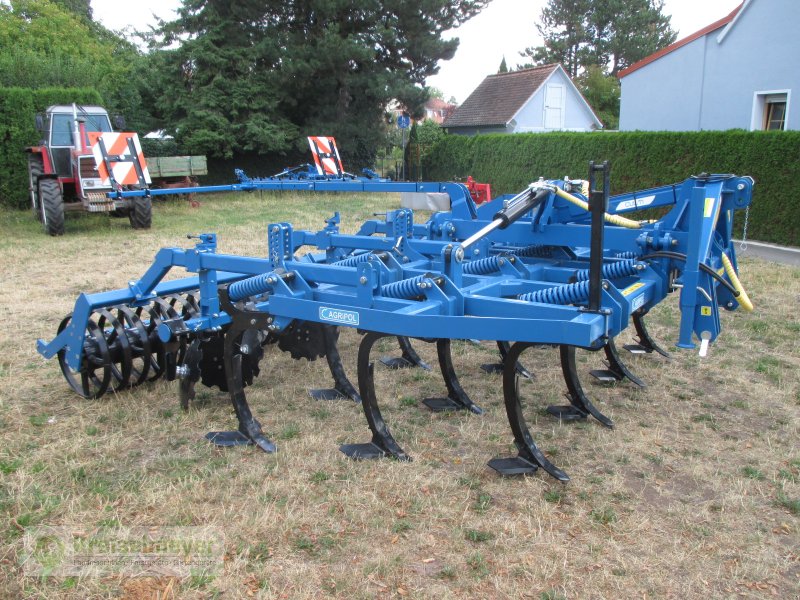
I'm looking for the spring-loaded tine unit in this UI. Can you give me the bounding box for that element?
[37,162,755,481]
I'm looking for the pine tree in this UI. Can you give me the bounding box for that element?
[498,56,508,73]
[145,0,489,164]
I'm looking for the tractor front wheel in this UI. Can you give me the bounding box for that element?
[28,154,44,222]
[129,197,152,230]
[38,178,65,236]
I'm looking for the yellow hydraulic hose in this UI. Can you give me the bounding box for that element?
[720,253,754,312]
[554,187,641,229]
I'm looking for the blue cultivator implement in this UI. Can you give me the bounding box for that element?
[36,162,754,481]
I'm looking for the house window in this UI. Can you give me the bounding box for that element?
[764,99,786,130]
[752,91,790,131]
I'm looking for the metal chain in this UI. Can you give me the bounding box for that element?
[739,206,750,251]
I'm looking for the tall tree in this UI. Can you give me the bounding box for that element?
[0,0,145,127]
[521,0,676,76]
[145,0,489,164]
[521,0,591,77]
[498,56,508,73]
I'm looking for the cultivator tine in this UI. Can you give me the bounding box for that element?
[625,312,671,358]
[548,345,614,428]
[480,341,533,379]
[95,308,133,391]
[379,336,431,370]
[592,338,646,387]
[309,326,361,402]
[341,332,411,461]
[488,342,569,481]
[205,288,276,452]
[422,339,484,414]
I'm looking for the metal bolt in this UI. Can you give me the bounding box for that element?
[267,316,274,324]
[268,324,279,331]
[498,258,505,266]
[267,276,276,285]
[212,313,219,319]
[403,256,410,263]
[647,237,654,244]
[737,183,745,190]
[454,247,464,263]
[359,276,368,284]
[602,282,609,289]
[250,318,257,325]
[473,248,480,255]
[272,226,280,233]
[239,344,250,355]
[671,239,679,246]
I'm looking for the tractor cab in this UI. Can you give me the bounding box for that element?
[39,105,114,178]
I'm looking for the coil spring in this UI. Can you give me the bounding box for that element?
[518,280,590,305]
[228,274,271,302]
[574,259,641,282]
[511,244,553,258]
[463,255,504,275]
[333,252,373,267]
[615,251,638,259]
[381,274,428,299]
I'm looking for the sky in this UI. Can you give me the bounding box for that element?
[92,0,744,103]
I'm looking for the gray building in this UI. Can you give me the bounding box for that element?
[443,64,602,135]
[619,0,796,131]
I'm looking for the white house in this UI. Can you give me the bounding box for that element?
[619,0,796,131]
[442,63,602,135]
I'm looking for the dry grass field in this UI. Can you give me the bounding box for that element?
[0,192,798,599]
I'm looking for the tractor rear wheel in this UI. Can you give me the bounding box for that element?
[128,197,152,229]
[28,154,44,222]
[38,178,65,236]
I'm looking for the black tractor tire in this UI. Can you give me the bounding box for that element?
[128,197,152,229]
[38,178,65,236]
[28,154,45,222]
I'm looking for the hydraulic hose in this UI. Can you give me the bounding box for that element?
[720,253,754,312]
[554,187,641,229]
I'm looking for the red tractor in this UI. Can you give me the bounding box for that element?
[26,104,152,235]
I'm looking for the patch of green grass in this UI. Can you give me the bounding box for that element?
[776,492,800,516]
[544,489,564,504]
[438,565,457,580]
[464,528,494,543]
[29,414,49,427]
[0,458,22,474]
[457,475,481,490]
[472,492,492,513]
[278,423,300,440]
[590,507,617,525]
[644,453,664,466]
[85,425,99,436]
[310,470,330,483]
[741,466,765,480]
[293,534,316,553]
[392,520,412,534]
[691,413,719,430]
[399,397,417,408]
[540,591,567,600]
[466,551,489,577]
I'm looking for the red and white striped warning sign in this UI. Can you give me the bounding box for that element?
[88,132,151,187]
[307,136,344,177]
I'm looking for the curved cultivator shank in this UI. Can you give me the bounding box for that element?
[37,163,755,481]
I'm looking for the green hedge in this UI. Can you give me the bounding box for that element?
[0,87,102,209]
[420,131,800,246]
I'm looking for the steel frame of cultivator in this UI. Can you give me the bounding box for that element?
[36,162,754,481]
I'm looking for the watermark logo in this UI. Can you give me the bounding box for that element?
[22,526,224,578]
[319,306,360,326]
